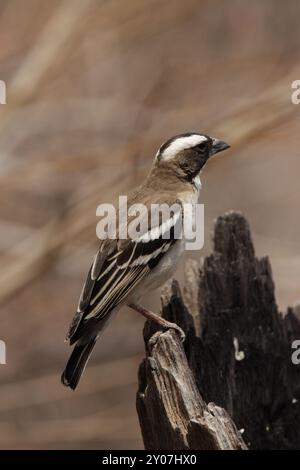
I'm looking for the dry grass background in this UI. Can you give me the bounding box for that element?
[0,0,299,449]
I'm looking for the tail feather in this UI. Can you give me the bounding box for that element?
[61,338,96,390]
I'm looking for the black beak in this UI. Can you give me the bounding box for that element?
[210,138,230,156]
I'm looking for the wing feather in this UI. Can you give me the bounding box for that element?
[67,200,183,343]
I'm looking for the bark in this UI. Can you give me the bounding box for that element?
[136,211,300,450]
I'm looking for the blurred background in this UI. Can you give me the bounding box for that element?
[0,0,299,449]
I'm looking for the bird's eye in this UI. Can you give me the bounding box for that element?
[196,142,206,151]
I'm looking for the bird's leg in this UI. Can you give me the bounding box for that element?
[127,303,185,342]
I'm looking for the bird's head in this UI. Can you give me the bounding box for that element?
[155,132,230,183]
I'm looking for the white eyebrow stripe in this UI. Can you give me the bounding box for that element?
[159,134,207,160]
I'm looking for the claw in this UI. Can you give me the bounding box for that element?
[164,322,185,342]
[148,331,161,348]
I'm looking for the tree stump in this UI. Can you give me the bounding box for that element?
[136,212,300,450]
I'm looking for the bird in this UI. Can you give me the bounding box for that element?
[61,132,230,389]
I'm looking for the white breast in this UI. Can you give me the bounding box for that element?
[129,239,185,303]
[129,183,201,303]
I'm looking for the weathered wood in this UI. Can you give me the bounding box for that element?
[136,211,300,450]
[136,327,246,450]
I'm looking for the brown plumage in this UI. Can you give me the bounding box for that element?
[62,132,230,389]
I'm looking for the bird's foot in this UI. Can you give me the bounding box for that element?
[147,323,185,349]
[162,321,186,342]
[127,302,185,342]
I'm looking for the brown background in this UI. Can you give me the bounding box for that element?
[0,0,299,449]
